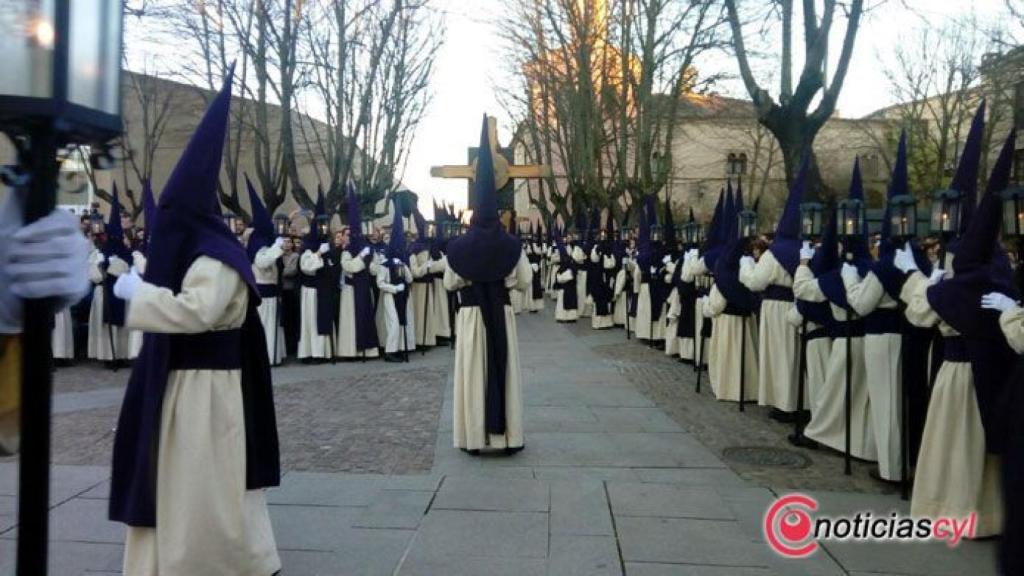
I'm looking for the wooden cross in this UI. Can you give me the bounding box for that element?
[430,115,552,191]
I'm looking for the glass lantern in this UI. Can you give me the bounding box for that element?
[682,221,703,246]
[650,224,663,242]
[737,209,758,239]
[799,202,824,240]
[223,211,239,234]
[1001,187,1024,240]
[929,188,962,236]
[0,1,124,142]
[316,214,330,237]
[89,211,104,234]
[836,198,864,238]
[888,195,918,241]
[274,214,290,237]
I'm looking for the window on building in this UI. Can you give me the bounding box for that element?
[726,152,747,176]
[862,154,881,179]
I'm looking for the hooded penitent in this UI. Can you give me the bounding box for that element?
[873,131,930,298]
[342,179,379,351]
[713,179,756,313]
[663,197,677,258]
[110,67,279,527]
[819,159,872,310]
[704,184,732,271]
[102,185,133,328]
[386,198,411,327]
[927,129,1019,455]
[797,207,838,330]
[305,190,339,336]
[446,114,522,436]
[245,174,275,263]
[411,207,430,255]
[951,101,986,236]
[769,154,808,276]
[304,191,326,253]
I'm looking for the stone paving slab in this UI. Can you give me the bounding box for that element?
[548,534,623,576]
[616,516,772,567]
[606,482,735,520]
[352,489,434,530]
[550,479,614,536]
[432,476,549,513]
[624,564,773,576]
[403,509,549,560]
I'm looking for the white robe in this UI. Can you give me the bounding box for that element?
[704,285,759,403]
[122,257,280,576]
[590,247,616,329]
[445,253,531,450]
[430,255,452,337]
[337,251,380,359]
[634,264,665,341]
[739,251,799,412]
[785,305,831,420]
[793,265,875,461]
[253,244,286,365]
[553,267,578,322]
[612,264,629,327]
[377,263,417,354]
[902,271,1002,537]
[87,253,132,361]
[684,258,711,367]
[572,246,591,317]
[845,270,904,481]
[297,250,331,359]
[52,308,74,360]
[410,250,439,346]
[128,252,149,358]
[663,262,680,355]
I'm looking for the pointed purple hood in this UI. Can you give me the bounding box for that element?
[769,153,808,275]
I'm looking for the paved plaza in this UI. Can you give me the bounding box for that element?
[0,309,1000,575]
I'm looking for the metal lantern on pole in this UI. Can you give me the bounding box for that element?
[682,221,703,247]
[650,224,663,242]
[0,2,124,574]
[799,201,824,240]
[88,210,105,235]
[737,209,758,240]
[929,188,962,237]
[888,195,918,242]
[1001,186,1024,240]
[223,211,239,234]
[273,213,290,237]
[316,214,330,238]
[837,198,864,240]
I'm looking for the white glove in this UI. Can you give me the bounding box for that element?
[318,242,330,254]
[685,248,698,261]
[95,251,106,264]
[981,292,1018,313]
[893,241,918,274]
[840,263,859,284]
[394,283,405,293]
[113,266,143,301]
[739,255,755,269]
[649,266,657,274]
[6,208,91,303]
[799,241,815,261]
[392,258,402,265]
[927,268,946,286]
[359,246,371,258]
[662,255,672,265]
[531,263,539,272]
[274,237,285,249]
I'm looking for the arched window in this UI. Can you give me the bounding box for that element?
[726,152,747,176]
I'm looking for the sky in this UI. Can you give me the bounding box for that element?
[124,0,1015,217]
[399,0,1014,216]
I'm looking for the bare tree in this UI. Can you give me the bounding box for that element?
[725,0,865,199]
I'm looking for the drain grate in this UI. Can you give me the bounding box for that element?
[722,446,811,469]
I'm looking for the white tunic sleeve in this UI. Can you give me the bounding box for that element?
[899,271,940,328]
[300,250,324,274]
[706,285,728,318]
[793,264,827,303]
[999,306,1024,354]
[556,269,574,283]
[741,251,790,292]
[443,266,468,291]
[341,251,367,274]
[844,271,888,317]
[132,251,148,276]
[89,252,105,284]
[507,253,532,291]
[107,255,130,277]
[254,244,283,270]
[125,257,247,334]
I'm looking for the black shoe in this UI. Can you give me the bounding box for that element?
[770,409,797,423]
[787,433,819,449]
[460,448,480,456]
[504,445,525,456]
[384,353,403,363]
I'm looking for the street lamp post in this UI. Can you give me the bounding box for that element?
[0,2,124,575]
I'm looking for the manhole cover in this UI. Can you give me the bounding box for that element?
[722,446,811,469]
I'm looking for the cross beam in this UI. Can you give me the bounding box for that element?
[430,116,552,191]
